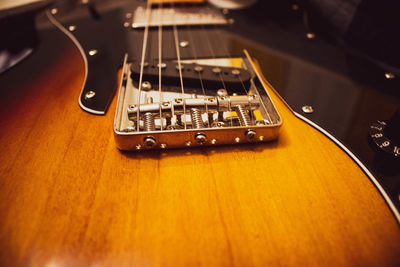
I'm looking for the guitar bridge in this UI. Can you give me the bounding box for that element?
[114,52,282,150]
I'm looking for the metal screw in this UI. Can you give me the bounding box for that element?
[259,136,265,141]
[157,62,167,69]
[141,81,152,90]
[160,143,167,149]
[125,13,132,19]
[195,133,207,144]
[68,25,76,32]
[85,91,96,100]
[306,33,315,39]
[179,40,189,48]
[302,105,314,114]
[185,141,192,147]
[246,129,257,141]
[217,89,228,97]
[51,8,58,15]
[128,104,137,112]
[235,137,240,143]
[212,67,222,74]
[385,72,395,79]
[232,69,240,75]
[124,22,130,28]
[135,144,142,150]
[194,66,203,73]
[144,136,156,148]
[211,139,217,145]
[88,49,98,56]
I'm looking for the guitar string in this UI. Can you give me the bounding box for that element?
[136,0,153,131]
[201,24,233,127]
[158,2,164,131]
[186,26,211,128]
[172,2,187,129]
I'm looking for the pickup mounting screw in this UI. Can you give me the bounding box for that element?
[232,69,240,75]
[212,67,222,74]
[51,8,58,15]
[68,25,76,32]
[194,66,203,73]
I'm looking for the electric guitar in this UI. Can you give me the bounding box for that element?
[1,0,400,266]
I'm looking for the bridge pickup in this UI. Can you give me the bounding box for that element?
[131,5,228,28]
[130,61,251,94]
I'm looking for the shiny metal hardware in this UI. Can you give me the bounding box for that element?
[302,105,314,114]
[51,8,58,15]
[132,5,228,28]
[306,33,315,39]
[114,53,282,151]
[68,25,76,32]
[85,91,96,100]
[88,49,98,56]
[385,73,395,79]
[179,41,189,48]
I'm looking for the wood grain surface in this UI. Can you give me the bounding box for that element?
[0,45,400,267]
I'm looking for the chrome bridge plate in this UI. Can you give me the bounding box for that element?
[114,52,282,151]
[131,5,228,28]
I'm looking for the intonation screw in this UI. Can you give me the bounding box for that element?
[195,133,207,144]
[245,129,257,141]
[144,136,156,148]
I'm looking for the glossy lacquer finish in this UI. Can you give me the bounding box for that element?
[1,15,400,266]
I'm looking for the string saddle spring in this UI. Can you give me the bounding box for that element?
[143,112,156,131]
[190,108,204,129]
[235,105,252,126]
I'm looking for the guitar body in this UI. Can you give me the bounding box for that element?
[1,1,400,266]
